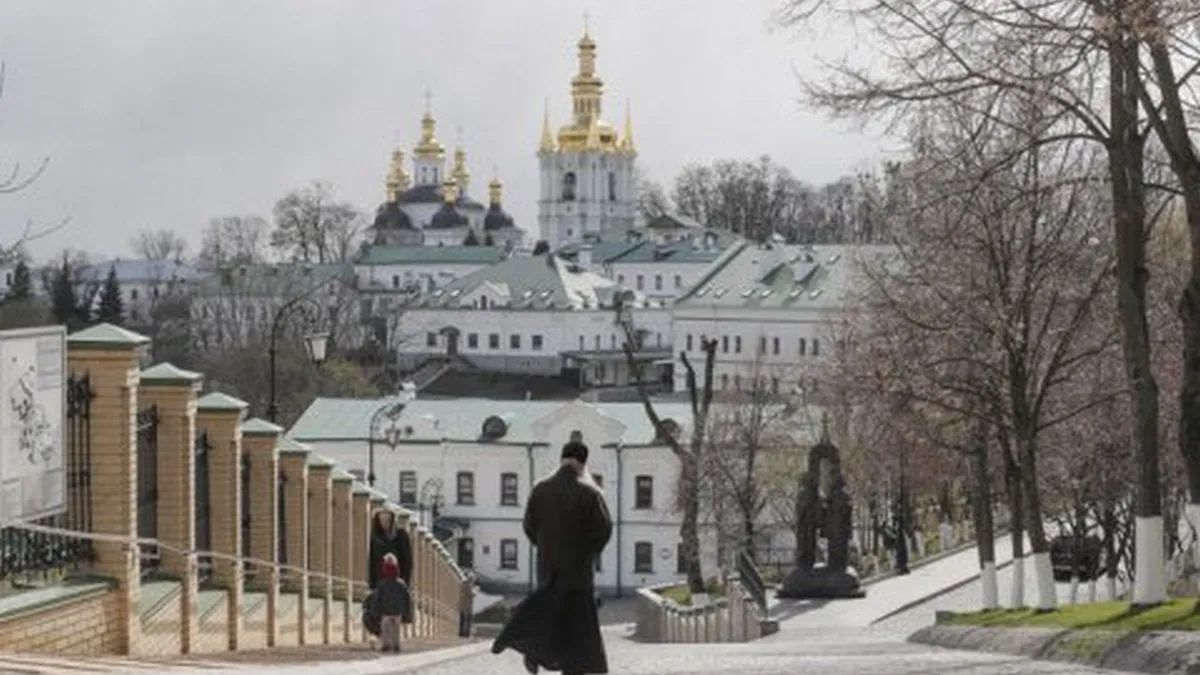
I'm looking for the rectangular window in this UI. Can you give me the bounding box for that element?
[398,471,417,506]
[510,334,521,350]
[735,336,742,353]
[468,333,479,349]
[131,288,139,301]
[426,332,437,347]
[594,335,601,350]
[636,275,644,290]
[759,336,766,354]
[799,338,807,356]
[457,471,475,505]
[618,274,625,285]
[655,274,663,291]
[392,275,400,289]
[721,373,729,390]
[674,274,682,289]
[677,543,688,574]
[635,542,653,573]
[579,335,585,350]
[813,338,820,356]
[771,377,779,394]
[773,337,781,355]
[532,335,544,351]
[458,538,474,569]
[610,334,616,350]
[735,374,741,390]
[635,475,654,509]
[501,473,519,506]
[500,539,519,570]
[489,333,500,349]
[722,335,729,353]
[686,334,693,351]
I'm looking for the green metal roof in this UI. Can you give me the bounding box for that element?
[139,362,202,385]
[352,484,372,496]
[406,254,619,311]
[288,397,697,446]
[68,323,150,348]
[306,453,336,469]
[241,418,284,436]
[674,244,894,311]
[356,245,507,266]
[331,469,355,483]
[196,392,249,412]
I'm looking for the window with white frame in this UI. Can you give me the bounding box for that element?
[500,539,519,569]
[398,471,417,506]
[501,473,519,506]
[635,542,653,573]
[456,471,475,505]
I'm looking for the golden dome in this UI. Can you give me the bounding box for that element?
[414,107,445,159]
[488,176,503,205]
[452,146,470,190]
[385,147,411,200]
[442,178,459,203]
[618,100,636,156]
[549,29,620,153]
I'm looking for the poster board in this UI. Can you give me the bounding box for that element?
[0,326,67,522]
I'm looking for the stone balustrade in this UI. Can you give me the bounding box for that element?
[0,323,473,658]
[635,575,770,644]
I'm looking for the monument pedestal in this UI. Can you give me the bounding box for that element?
[777,565,865,599]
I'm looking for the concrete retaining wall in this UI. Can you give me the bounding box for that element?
[910,624,1200,674]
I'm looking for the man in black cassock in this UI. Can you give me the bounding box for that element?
[492,432,613,674]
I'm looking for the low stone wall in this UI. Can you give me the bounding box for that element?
[634,578,768,644]
[910,624,1200,674]
[0,582,122,656]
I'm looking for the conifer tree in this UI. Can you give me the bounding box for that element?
[97,265,124,325]
[9,261,31,300]
[50,257,84,329]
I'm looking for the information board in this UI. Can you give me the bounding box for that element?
[0,326,67,521]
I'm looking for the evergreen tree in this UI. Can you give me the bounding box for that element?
[50,257,83,328]
[532,240,550,255]
[97,265,124,325]
[463,229,480,246]
[484,233,496,247]
[8,261,31,300]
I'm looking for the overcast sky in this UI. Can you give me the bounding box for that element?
[0,0,887,263]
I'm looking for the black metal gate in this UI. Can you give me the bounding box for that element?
[194,431,212,581]
[0,373,95,581]
[277,472,287,564]
[136,406,160,574]
[241,453,251,565]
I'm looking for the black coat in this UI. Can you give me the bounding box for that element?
[376,577,413,620]
[369,516,413,590]
[493,465,613,674]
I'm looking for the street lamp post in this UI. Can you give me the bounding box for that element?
[366,401,406,487]
[266,294,329,423]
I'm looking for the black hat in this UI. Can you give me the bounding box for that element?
[562,441,589,464]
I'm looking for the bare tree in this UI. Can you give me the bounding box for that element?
[130,228,188,262]
[198,215,271,269]
[617,294,717,595]
[271,181,363,263]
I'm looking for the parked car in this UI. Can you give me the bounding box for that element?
[1049,535,1102,581]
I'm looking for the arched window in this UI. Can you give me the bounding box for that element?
[562,172,577,201]
[608,172,617,201]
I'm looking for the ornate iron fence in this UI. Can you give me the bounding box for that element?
[194,431,212,582]
[0,373,95,583]
[136,405,160,575]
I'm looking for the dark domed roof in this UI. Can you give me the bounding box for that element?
[396,184,444,204]
[484,203,515,231]
[372,201,416,232]
[430,202,469,229]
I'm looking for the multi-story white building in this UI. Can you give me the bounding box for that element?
[77,259,203,325]
[289,396,729,595]
[557,227,738,306]
[538,29,638,250]
[671,243,892,394]
[393,252,673,393]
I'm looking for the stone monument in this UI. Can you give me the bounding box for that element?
[777,418,864,599]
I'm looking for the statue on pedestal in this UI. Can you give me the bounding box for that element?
[777,416,864,599]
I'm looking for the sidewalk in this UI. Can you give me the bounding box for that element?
[769,534,1014,629]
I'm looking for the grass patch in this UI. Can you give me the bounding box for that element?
[945,598,1200,632]
[654,579,726,606]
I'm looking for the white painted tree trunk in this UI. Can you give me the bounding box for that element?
[1010,556,1025,607]
[1106,575,1117,601]
[1133,515,1167,605]
[1032,552,1057,610]
[1068,576,1079,604]
[980,561,999,610]
[1087,578,1097,603]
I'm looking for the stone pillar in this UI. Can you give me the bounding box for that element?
[351,486,372,602]
[278,438,310,644]
[306,455,334,644]
[67,323,151,655]
[240,418,282,647]
[138,362,202,654]
[196,391,249,650]
[330,471,354,643]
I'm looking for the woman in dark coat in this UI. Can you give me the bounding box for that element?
[369,509,413,589]
[492,438,613,675]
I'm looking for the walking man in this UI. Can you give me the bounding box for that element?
[493,431,613,674]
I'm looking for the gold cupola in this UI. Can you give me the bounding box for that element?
[452,146,470,194]
[619,100,636,156]
[539,101,556,154]
[385,147,410,201]
[556,28,620,153]
[414,102,445,159]
[488,175,503,205]
[442,177,459,204]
